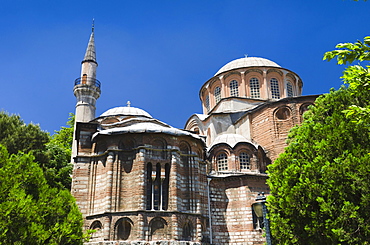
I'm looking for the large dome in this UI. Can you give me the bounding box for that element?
[215,57,281,76]
[100,106,152,118]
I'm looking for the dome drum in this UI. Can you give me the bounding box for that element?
[200,57,303,114]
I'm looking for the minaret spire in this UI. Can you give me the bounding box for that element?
[82,19,97,64]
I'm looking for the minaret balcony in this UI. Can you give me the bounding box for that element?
[74,77,101,89]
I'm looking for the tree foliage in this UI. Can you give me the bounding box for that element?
[45,114,75,189]
[0,145,84,244]
[0,112,74,189]
[267,36,370,244]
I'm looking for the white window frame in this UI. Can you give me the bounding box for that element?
[250,78,260,98]
[270,78,280,99]
[287,81,294,97]
[229,80,239,97]
[239,152,251,170]
[214,87,221,104]
[217,153,228,171]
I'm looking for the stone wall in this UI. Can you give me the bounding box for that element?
[209,176,268,244]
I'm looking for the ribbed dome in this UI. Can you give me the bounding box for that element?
[210,133,252,149]
[215,57,280,76]
[100,106,152,118]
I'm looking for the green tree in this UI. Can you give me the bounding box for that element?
[0,145,85,244]
[0,112,49,161]
[267,37,370,244]
[0,112,74,189]
[45,114,75,189]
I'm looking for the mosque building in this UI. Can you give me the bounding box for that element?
[71,28,317,244]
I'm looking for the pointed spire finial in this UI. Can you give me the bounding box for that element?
[82,20,97,64]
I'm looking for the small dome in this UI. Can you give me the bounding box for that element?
[215,57,281,76]
[100,106,152,118]
[210,133,254,149]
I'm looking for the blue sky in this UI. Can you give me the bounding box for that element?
[0,0,369,133]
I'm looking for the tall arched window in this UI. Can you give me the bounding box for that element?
[153,163,161,210]
[205,95,210,112]
[229,80,239,97]
[146,163,153,210]
[214,87,221,104]
[217,153,228,171]
[180,143,193,211]
[239,152,251,170]
[146,163,169,211]
[287,81,294,97]
[270,78,280,99]
[250,78,260,98]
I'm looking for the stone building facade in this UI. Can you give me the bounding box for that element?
[71,29,317,244]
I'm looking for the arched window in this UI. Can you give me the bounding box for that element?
[270,78,280,99]
[182,222,193,241]
[180,143,193,211]
[275,107,291,120]
[239,152,250,170]
[149,218,167,241]
[90,221,103,241]
[153,163,161,210]
[205,95,210,112]
[300,103,313,115]
[217,153,228,171]
[250,78,260,98]
[214,87,221,104]
[146,163,169,211]
[229,80,239,97]
[116,219,132,240]
[146,163,153,210]
[162,163,170,210]
[287,81,294,97]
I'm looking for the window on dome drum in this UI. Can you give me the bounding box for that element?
[250,78,260,98]
[270,78,280,99]
[287,81,294,97]
[229,80,239,97]
[214,87,221,104]
[205,95,210,112]
[217,153,228,171]
[239,152,251,170]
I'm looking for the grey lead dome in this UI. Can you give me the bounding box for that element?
[215,57,281,76]
[100,106,152,118]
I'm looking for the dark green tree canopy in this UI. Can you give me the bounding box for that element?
[0,145,85,244]
[267,37,370,244]
[0,112,74,189]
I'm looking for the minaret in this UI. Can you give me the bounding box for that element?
[71,22,101,162]
[73,22,101,123]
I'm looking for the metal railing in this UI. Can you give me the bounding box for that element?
[74,77,101,88]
